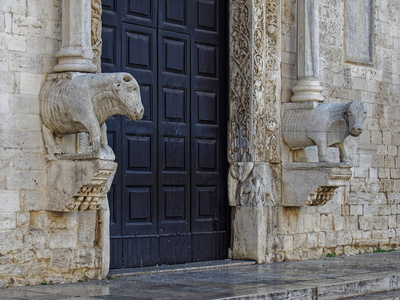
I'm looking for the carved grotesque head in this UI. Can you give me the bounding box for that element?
[344,101,367,137]
[112,73,144,121]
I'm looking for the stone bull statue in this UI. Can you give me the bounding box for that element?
[40,72,144,160]
[282,101,367,163]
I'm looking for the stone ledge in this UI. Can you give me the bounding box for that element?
[282,162,352,206]
[46,159,117,212]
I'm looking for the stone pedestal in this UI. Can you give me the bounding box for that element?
[229,206,268,263]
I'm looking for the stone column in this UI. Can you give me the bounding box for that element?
[54,0,97,73]
[291,0,324,102]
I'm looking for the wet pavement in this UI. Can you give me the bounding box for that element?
[2,251,400,299]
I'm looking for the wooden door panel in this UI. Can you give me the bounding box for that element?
[158,0,193,33]
[103,0,227,268]
[197,0,217,31]
[120,0,157,27]
[191,0,227,237]
[123,237,159,267]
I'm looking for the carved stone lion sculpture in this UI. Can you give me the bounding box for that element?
[282,101,367,163]
[40,72,144,160]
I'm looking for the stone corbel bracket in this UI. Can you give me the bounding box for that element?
[46,159,117,212]
[282,162,352,206]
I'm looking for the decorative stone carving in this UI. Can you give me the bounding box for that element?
[40,72,144,160]
[228,162,277,207]
[91,0,102,72]
[46,159,117,211]
[282,101,367,163]
[282,162,352,206]
[228,0,281,163]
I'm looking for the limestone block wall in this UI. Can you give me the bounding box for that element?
[0,1,103,287]
[273,0,400,262]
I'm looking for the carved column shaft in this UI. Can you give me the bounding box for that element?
[291,0,324,102]
[229,0,281,163]
[54,0,97,73]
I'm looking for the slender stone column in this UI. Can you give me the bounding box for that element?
[291,0,324,102]
[54,0,97,73]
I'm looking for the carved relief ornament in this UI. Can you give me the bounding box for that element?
[229,0,281,164]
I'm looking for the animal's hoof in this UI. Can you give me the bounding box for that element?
[341,156,351,163]
[319,156,330,163]
[99,145,116,161]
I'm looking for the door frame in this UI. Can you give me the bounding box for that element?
[92,0,283,275]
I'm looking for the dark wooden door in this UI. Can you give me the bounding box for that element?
[101,0,227,268]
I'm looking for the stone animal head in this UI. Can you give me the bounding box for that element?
[343,101,367,137]
[112,73,144,121]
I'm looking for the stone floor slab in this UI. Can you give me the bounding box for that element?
[3,252,400,299]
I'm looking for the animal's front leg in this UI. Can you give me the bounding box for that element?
[315,137,329,162]
[82,116,102,159]
[338,140,351,163]
[42,125,63,160]
[100,123,115,160]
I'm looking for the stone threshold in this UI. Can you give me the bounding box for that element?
[108,259,256,278]
[216,273,400,300]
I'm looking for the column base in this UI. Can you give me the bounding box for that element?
[54,47,97,73]
[291,80,324,102]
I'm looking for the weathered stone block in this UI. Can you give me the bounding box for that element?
[14,250,35,264]
[26,230,47,250]
[78,211,96,247]
[50,249,71,269]
[72,248,95,269]
[0,190,20,212]
[307,233,318,248]
[337,231,352,245]
[0,213,16,229]
[282,235,294,251]
[293,233,307,249]
[0,265,28,277]
[48,211,78,229]
[49,230,77,249]
[229,206,268,263]
[325,232,338,247]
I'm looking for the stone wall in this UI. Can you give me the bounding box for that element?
[273,0,400,261]
[0,0,103,287]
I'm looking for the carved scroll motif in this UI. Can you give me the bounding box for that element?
[229,0,281,163]
[229,0,252,163]
[91,0,102,72]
